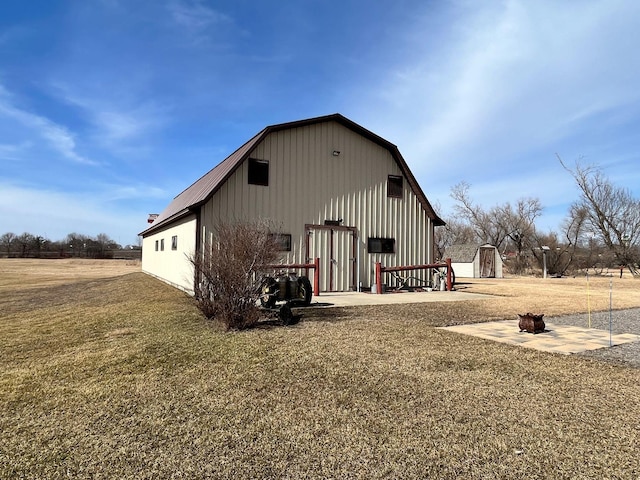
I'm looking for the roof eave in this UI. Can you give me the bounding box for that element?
[139,208,194,236]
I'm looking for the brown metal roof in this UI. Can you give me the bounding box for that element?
[141,113,445,235]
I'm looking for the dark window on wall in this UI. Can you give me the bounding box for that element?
[160,239,165,251]
[387,175,403,198]
[368,237,396,254]
[248,158,269,186]
[270,233,292,252]
[171,236,178,250]
[155,240,159,251]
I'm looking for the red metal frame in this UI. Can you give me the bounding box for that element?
[374,258,453,294]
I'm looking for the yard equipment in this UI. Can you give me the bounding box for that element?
[259,273,313,308]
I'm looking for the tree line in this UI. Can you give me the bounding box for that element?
[3,158,637,274]
[435,158,640,276]
[0,232,139,259]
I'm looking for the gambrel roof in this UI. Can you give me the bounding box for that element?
[442,244,481,263]
[443,244,498,263]
[141,113,445,235]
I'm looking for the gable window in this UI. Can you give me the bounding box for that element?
[387,175,403,198]
[248,158,269,186]
[270,233,292,252]
[160,239,165,251]
[155,240,159,251]
[171,235,178,250]
[368,237,395,254]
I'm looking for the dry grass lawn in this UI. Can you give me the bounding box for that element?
[1,259,640,479]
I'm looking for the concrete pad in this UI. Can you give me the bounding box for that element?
[308,290,490,307]
[440,320,640,354]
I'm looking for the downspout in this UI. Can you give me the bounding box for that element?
[193,207,202,294]
[356,232,361,292]
[429,219,434,263]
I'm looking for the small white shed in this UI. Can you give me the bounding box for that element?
[443,244,503,278]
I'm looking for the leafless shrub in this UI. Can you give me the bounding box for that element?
[190,221,281,330]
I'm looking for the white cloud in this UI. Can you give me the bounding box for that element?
[95,183,168,202]
[167,0,238,45]
[168,0,231,30]
[365,1,640,165]
[0,141,31,161]
[349,0,640,235]
[94,107,165,144]
[0,89,97,166]
[0,182,156,243]
[49,82,167,148]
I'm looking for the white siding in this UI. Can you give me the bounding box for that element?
[451,248,504,279]
[451,262,476,278]
[142,215,197,293]
[199,121,434,291]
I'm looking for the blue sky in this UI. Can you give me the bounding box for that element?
[1,0,639,245]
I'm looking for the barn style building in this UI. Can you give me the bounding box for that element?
[140,114,445,293]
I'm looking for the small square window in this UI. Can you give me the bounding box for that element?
[160,239,165,251]
[171,235,178,250]
[270,233,292,252]
[387,175,403,198]
[368,237,395,254]
[248,158,269,186]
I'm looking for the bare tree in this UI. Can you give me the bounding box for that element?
[65,232,89,257]
[32,235,46,258]
[451,182,504,247]
[434,217,478,260]
[532,233,573,276]
[89,233,119,258]
[0,232,16,257]
[15,232,35,258]
[496,198,542,251]
[190,221,281,330]
[548,204,588,275]
[559,155,640,274]
[450,182,542,272]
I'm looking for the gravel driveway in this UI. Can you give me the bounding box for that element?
[548,308,640,368]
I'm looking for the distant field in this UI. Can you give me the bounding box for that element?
[0,258,140,292]
[452,274,640,319]
[2,259,640,478]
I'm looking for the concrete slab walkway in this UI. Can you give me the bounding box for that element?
[309,290,489,307]
[440,320,640,354]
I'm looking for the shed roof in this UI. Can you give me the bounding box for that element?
[443,244,500,263]
[141,113,445,236]
[443,244,483,263]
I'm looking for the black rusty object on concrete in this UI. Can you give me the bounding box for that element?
[518,313,546,334]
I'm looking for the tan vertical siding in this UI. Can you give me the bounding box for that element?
[200,120,435,291]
